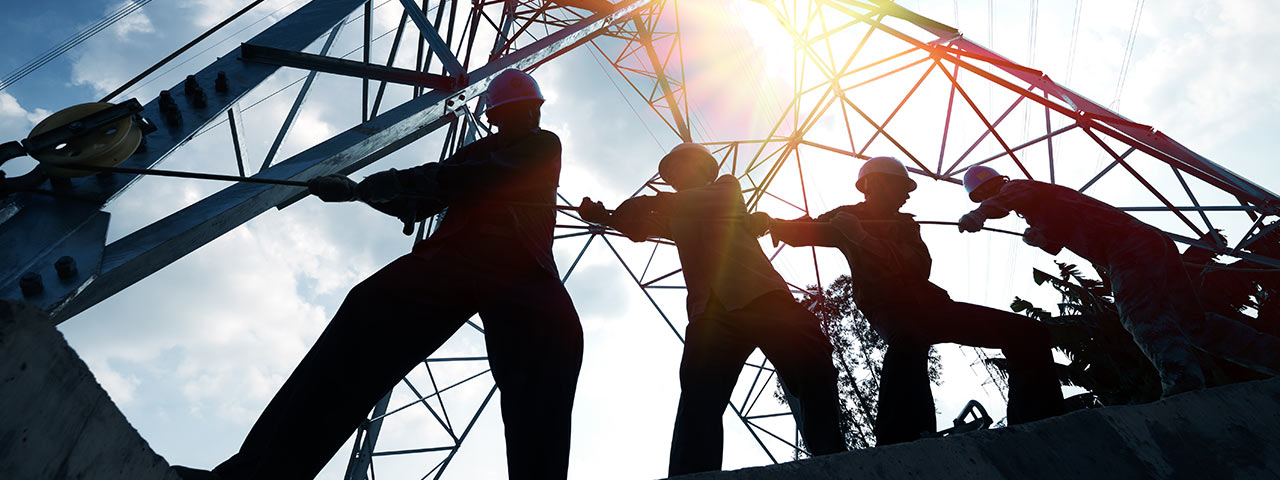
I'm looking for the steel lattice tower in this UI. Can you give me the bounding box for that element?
[1,1,1276,478]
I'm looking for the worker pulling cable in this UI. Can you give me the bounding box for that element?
[172,68,588,480]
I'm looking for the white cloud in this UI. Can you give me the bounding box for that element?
[186,0,300,30]
[0,92,52,127]
[111,1,155,39]
[0,92,51,176]
[67,3,159,94]
[85,357,142,405]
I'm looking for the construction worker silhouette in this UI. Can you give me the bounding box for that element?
[578,142,847,475]
[768,157,1065,446]
[173,69,584,480]
[959,166,1280,395]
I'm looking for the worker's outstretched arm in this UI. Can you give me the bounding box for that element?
[579,194,675,242]
[959,180,1037,232]
[769,216,844,247]
[404,130,561,203]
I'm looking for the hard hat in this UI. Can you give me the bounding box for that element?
[856,156,916,193]
[486,69,544,110]
[659,142,716,183]
[963,165,1006,202]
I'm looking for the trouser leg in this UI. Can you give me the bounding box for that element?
[874,343,935,445]
[939,302,1063,423]
[1187,312,1280,376]
[214,255,474,480]
[748,294,847,457]
[1151,242,1280,377]
[479,273,584,480]
[1110,240,1207,396]
[880,302,1064,425]
[669,309,755,476]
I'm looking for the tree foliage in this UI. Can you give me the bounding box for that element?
[1005,221,1280,409]
[794,275,942,449]
[1009,262,1162,407]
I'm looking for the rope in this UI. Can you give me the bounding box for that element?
[28,160,1033,240]
[43,170,1280,272]
[56,164,308,187]
[40,163,1280,274]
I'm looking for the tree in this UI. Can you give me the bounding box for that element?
[789,275,942,449]
[1007,223,1280,409]
[1008,262,1162,407]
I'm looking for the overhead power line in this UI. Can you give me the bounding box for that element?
[0,0,155,93]
[102,0,270,102]
[1065,0,1083,83]
[1111,0,1146,109]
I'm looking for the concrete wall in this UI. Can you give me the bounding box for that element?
[0,300,179,480]
[678,377,1280,480]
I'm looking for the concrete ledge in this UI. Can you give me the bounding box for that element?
[679,377,1280,480]
[0,300,179,480]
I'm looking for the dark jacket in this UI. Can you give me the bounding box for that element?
[771,203,950,314]
[395,129,562,276]
[607,175,790,317]
[975,179,1159,266]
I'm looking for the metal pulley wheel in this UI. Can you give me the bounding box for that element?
[28,102,142,177]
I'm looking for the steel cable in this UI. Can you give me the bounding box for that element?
[0,0,154,92]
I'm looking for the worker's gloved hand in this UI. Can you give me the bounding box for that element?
[1023,227,1063,255]
[958,210,986,233]
[578,197,610,225]
[308,174,358,202]
[357,169,403,203]
[769,216,810,247]
[830,212,869,244]
[747,211,772,238]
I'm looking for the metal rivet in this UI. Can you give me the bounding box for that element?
[215,71,229,93]
[19,272,42,297]
[54,256,77,280]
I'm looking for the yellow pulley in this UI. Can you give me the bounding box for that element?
[27,102,142,178]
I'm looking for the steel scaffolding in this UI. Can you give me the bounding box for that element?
[2,0,1276,478]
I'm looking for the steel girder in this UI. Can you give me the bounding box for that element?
[0,0,371,319]
[22,0,651,323]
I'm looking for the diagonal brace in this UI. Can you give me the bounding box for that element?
[397,0,466,78]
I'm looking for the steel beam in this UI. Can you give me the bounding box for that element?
[262,22,344,171]
[397,0,466,78]
[634,11,691,141]
[0,0,370,315]
[240,42,459,90]
[52,0,651,323]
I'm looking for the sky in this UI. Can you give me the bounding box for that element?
[3,0,1279,479]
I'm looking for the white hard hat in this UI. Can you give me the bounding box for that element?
[856,156,916,193]
[962,166,1005,202]
[486,69,544,110]
[659,142,716,183]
